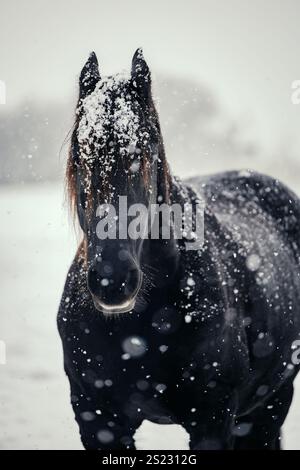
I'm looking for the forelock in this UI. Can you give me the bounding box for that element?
[77,73,140,164]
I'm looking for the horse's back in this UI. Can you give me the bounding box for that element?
[187,170,300,253]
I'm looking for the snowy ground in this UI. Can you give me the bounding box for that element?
[0,182,299,450]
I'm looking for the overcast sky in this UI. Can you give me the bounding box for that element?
[1,0,300,155]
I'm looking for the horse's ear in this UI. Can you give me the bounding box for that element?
[131,48,151,101]
[79,52,100,99]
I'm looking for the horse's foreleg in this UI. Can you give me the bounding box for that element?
[182,393,237,450]
[74,405,138,450]
[233,381,294,450]
[66,371,139,450]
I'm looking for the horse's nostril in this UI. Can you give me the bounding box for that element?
[100,262,114,276]
[87,262,141,306]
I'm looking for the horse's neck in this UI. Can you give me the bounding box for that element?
[170,175,193,206]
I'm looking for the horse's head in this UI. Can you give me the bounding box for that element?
[67,49,172,315]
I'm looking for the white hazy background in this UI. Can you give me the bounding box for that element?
[0,0,300,449]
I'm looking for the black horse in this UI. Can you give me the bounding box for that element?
[58,49,300,450]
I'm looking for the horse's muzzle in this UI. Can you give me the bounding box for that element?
[87,258,143,315]
[91,296,136,315]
